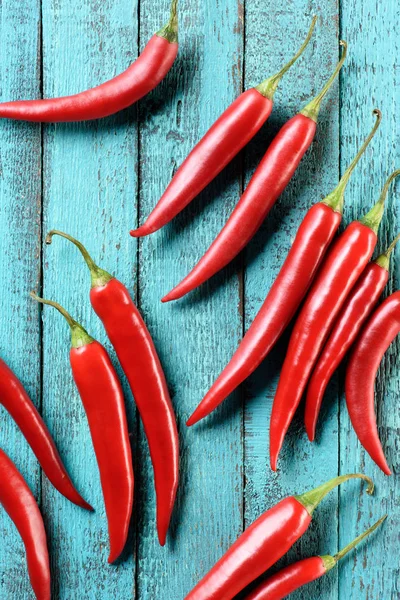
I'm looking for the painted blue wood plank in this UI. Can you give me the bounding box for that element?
[41,0,138,597]
[339,1,400,597]
[0,1,42,598]
[137,0,244,597]
[243,3,341,599]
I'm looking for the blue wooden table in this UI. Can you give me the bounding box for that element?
[0,0,398,598]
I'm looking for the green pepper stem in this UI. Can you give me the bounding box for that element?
[360,170,400,234]
[300,40,347,122]
[295,473,374,516]
[30,291,94,349]
[157,0,178,44]
[323,109,382,213]
[256,16,317,100]
[320,515,386,572]
[45,230,113,289]
[375,232,400,270]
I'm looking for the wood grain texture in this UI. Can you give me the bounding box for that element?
[136,1,244,597]
[0,0,398,598]
[339,2,400,598]
[41,0,138,597]
[0,1,42,598]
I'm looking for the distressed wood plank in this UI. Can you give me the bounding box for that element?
[243,3,341,599]
[0,1,42,598]
[137,0,244,597]
[41,0,138,597]
[339,1,400,597]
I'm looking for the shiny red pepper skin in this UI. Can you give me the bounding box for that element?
[0,10,178,122]
[90,278,179,546]
[162,115,316,300]
[0,358,91,510]
[187,202,341,425]
[305,262,388,441]
[0,448,50,600]
[345,291,400,475]
[70,340,134,562]
[245,557,325,600]
[185,497,311,600]
[270,221,378,471]
[132,90,273,237]
[131,20,317,238]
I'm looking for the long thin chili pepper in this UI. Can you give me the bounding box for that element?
[0,0,179,122]
[269,170,400,471]
[186,110,381,426]
[244,516,386,600]
[161,42,347,300]
[305,233,400,442]
[0,358,91,510]
[130,18,317,238]
[45,231,179,546]
[185,474,373,600]
[0,447,50,600]
[345,290,400,475]
[31,293,134,563]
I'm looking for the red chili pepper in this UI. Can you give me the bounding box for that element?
[345,290,400,475]
[244,516,385,600]
[186,110,381,426]
[0,358,91,511]
[185,474,373,600]
[130,18,317,238]
[305,233,400,442]
[269,170,400,471]
[30,293,134,563]
[45,232,179,546]
[161,42,347,301]
[0,447,50,600]
[0,0,178,122]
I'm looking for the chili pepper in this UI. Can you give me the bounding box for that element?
[0,0,178,122]
[269,170,400,471]
[45,231,179,547]
[130,18,317,238]
[0,357,91,511]
[345,290,400,475]
[185,473,373,600]
[305,233,400,442]
[161,42,347,301]
[0,447,50,600]
[30,293,134,563]
[244,516,385,600]
[186,110,381,426]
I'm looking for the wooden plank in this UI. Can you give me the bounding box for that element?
[41,0,138,596]
[339,1,400,597]
[243,3,341,599]
[0,0,42,598]
[136,0,244,597]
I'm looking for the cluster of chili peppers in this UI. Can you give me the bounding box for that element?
[0,3,397,599]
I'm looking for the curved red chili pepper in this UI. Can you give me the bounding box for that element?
[31,293,134,563]
[45,232,179,546]
[0,0,178,122]
[161,42,348,301]
[0,358,91,511]
[345,290,400,475]
[244,516,385,600]
[0,447,50,600]
[130,18,317,238]
[185,474,373,600]
[305,233,400,442]
[269,170,400,471]
[186,110,381,425]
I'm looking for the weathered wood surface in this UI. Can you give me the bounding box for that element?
[0,0,398,598]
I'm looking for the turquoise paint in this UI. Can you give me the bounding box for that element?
[0,0,397,598]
